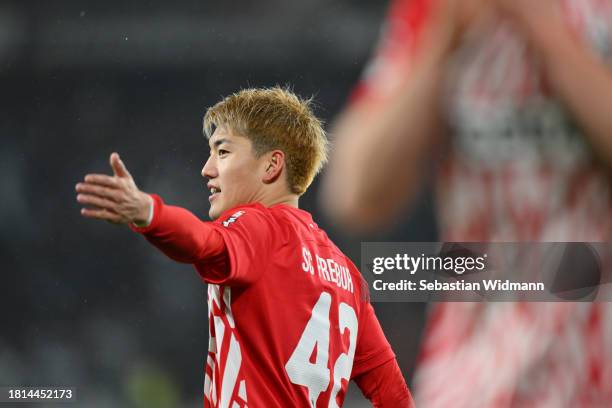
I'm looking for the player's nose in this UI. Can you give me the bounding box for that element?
[201,156,217,179]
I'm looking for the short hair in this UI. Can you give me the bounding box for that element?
[203,87,328,195]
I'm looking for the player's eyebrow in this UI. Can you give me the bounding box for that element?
[210,138,231,150]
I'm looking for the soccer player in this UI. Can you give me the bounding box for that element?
[323,0,612,406]
[75,87,414,407]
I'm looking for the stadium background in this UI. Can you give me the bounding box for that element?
[0,0,436,406]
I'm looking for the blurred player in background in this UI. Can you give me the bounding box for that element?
[75,87,413,407]
[323,0,612,406]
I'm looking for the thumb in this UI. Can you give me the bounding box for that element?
[110,152,132,179]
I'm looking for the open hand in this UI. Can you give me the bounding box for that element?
[76,153,152,225]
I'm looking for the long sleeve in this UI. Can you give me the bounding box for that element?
[353,359,414,408]
[349,290,414,407]
[130,194,230,281]
[131,195,272,286]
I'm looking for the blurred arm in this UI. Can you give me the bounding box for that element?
[499,0,612,167]
[353,359,415,408]
[322,50,447,232]
[321,0,487,232]
[538,23,612,167]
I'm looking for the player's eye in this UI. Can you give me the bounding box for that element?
[218,149,229,157]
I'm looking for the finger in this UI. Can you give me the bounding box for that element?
[75,183,121,202]
[80,207,124,223]
[83,174,119,188]
[76,194,117,211]
[110,152,132,179]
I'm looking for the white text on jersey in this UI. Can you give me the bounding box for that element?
[302,247,354,293]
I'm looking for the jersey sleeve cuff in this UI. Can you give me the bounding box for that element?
[129,194,163,234]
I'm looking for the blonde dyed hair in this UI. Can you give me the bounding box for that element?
[203,87,328,195]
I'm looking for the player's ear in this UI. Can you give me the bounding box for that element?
[262,150,284,184]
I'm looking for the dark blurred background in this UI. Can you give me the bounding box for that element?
[0,1,436,406]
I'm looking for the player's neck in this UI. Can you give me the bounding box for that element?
[253,185,299,208]
[260,192,299,209]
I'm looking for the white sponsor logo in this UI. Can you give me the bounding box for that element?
[222,210,245,227]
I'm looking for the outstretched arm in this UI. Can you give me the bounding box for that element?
[76,153,227,269]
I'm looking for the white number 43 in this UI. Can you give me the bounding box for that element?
[284,292,358,407]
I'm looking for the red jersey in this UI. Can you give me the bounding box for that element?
[351,0,612,406]
[134,196,398,407]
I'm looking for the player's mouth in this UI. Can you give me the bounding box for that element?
[209,186,221,202]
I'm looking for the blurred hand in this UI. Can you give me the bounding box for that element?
[76,153,152,225]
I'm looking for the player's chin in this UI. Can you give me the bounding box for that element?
[208,204,222,221]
